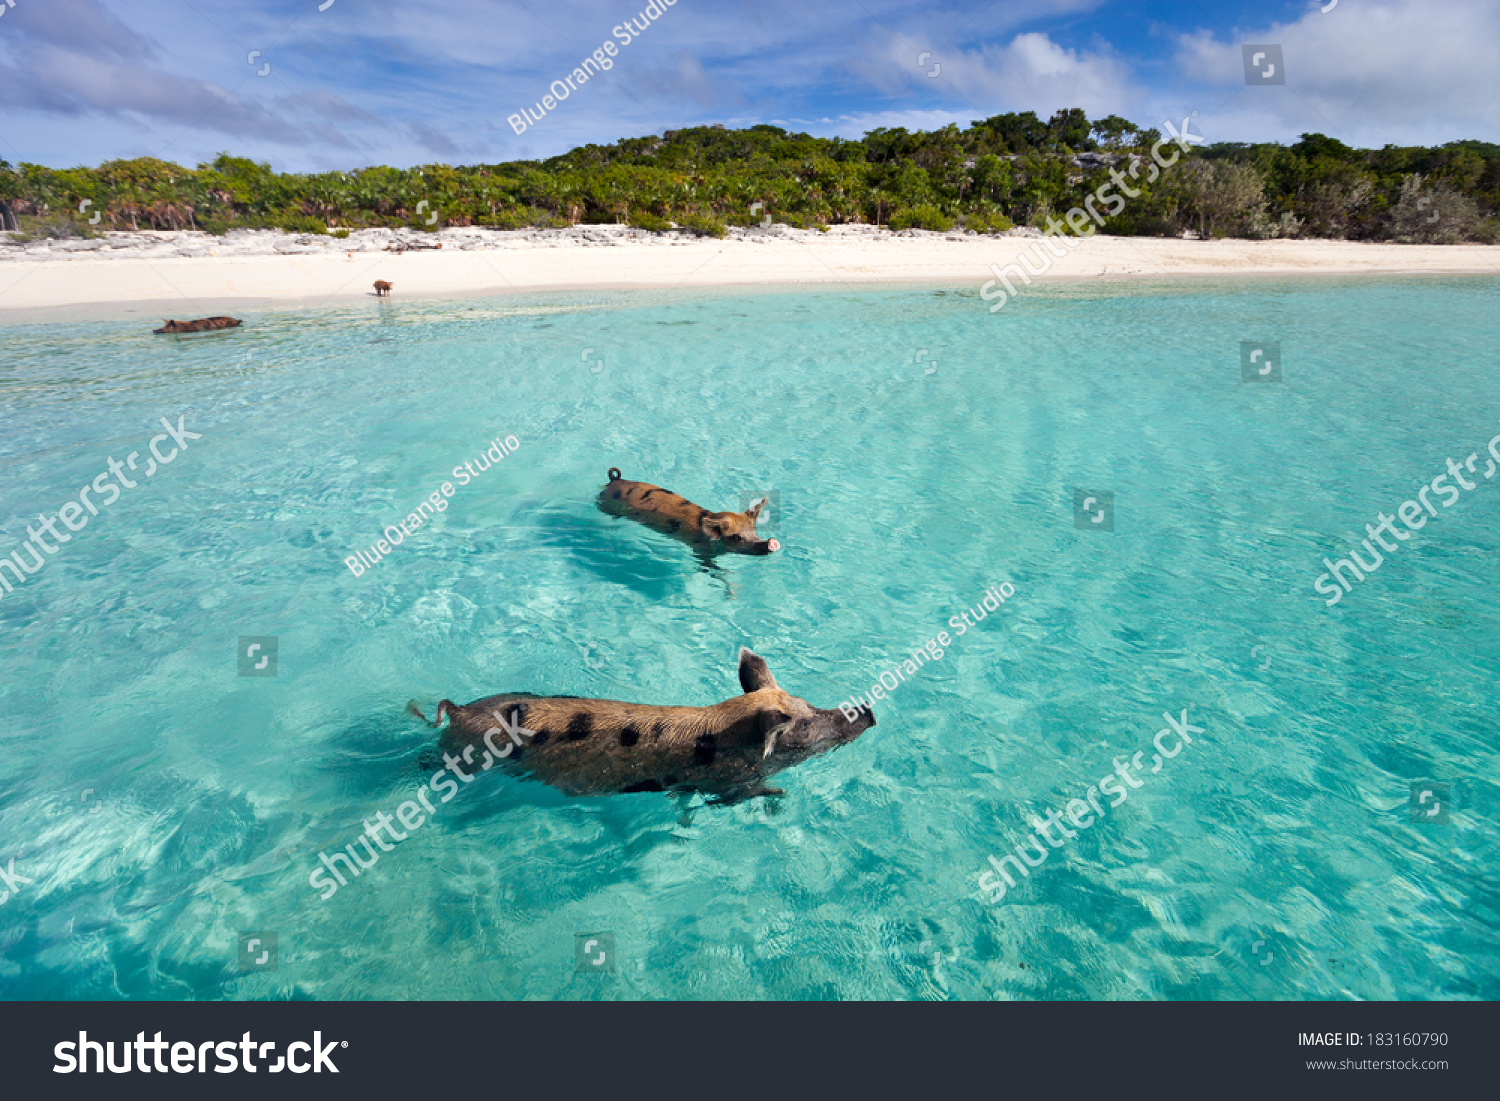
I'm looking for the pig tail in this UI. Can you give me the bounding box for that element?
[608,467,622,482]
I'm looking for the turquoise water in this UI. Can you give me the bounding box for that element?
[1,277,1496,1000]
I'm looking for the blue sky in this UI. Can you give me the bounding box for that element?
[1,0,1497,171]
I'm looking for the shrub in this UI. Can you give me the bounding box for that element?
[889,205,953,231]
[779,211,829,231]
[630,211,674,232]
[274,213,328,235]
[1105,212,1177,237]
[480,206,567,230]
[675,212,727,237]
[1389,174,1492,243]
[6,214,98,242]
[331,227,350,239]
[1245,209,1303,239]
[1286,177,1376,239]
[964,211,1014,233]
[1167,159,1265,238]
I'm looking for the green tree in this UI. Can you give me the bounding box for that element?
[0,160,21,232]
[1389,174,1493,243]
[1047,108,1094,152]
[1171,160,1266,237]
[4,113,1493,244]
[1090,115,1139,150]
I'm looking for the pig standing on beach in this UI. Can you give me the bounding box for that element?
[413,649,873,804]
[598,468,780,556]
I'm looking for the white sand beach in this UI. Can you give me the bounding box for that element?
[1,223,1497,321]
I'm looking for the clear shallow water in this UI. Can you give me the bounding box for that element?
[1,277,1496,1001]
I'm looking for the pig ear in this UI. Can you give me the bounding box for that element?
[744,497,767,521]
[758,709,791,757]
[738,647,778,692]
[702,516,727,539]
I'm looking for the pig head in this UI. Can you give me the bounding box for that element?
[423,648,873,803]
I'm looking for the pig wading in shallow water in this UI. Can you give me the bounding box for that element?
[153,316,242,334]
[598,468,780,556]
[415,649,874,804]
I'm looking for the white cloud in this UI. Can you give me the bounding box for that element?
[638,52,736,111]
[1170,0,1500,146]
[16,46,322,146]
[2,0,1496,170]
[847,29,1144,124]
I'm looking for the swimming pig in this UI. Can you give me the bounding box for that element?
[413,648,873,804]
[598,468,780,556]
[153,316,242,334]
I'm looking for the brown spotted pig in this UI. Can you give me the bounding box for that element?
[153,316,242,334]
[598,468,780,556]
[414,649,873,804]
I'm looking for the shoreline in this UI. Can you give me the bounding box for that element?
[2,224,1497,323]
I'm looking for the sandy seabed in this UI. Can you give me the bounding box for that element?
[1,223,1496,322]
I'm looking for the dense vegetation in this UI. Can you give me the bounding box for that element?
[3,110,1496,243]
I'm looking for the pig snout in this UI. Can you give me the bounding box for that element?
[773,705,875,761]
[721,533,779,555]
